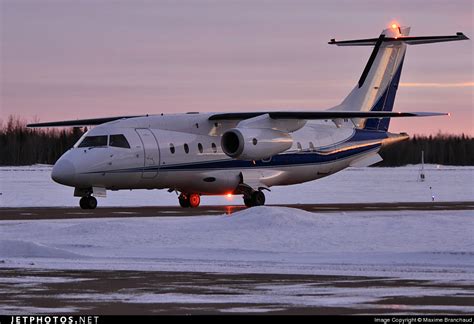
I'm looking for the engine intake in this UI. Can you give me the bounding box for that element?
[221,128,293,160]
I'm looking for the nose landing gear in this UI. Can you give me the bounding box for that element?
[79,196,97,209]
[243,190,266,207]
[178,193,201,208]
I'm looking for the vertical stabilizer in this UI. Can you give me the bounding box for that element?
[330,26,410,131]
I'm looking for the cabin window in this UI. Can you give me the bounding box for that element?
[211,143,217,153]
[78,135,108,148]
[170,143,175,154]
[297,142,302,151]
[198,143,203,153]
[109,134,130,148]
[309,142,315,151]
[184,143,189,154]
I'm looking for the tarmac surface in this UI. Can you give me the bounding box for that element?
[2,201,473,315]
[1,201,473,220]
[1,268,473,315]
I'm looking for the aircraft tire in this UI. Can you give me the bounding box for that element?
[80,196,97,209]
[244,191,265,207]
[252,190,265,206]
[178,194,190,208]
[243,198,253,207]
[189,193,200,208]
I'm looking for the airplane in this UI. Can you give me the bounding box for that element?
[28,24,469,209]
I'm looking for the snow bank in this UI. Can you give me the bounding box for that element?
[0,207,472,280]
[222,206,322,228]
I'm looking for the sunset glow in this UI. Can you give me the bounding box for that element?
[2,0,472,135]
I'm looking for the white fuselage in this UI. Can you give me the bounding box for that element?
[52,113,390,196]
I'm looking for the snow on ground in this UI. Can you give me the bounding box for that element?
[0,165,473,207]
[0,165,472,280]
[0,207,472,281]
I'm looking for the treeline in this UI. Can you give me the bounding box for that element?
[0,116,86,166]
[0,116,472,166]
[378,133,474,166]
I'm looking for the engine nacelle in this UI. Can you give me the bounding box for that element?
[221,128,293,160]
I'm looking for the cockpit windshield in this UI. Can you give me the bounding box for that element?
[77,134,131,149]
[110,134,130,148]
[78,135,108,148]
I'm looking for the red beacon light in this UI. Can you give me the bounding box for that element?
[390,23,401,39]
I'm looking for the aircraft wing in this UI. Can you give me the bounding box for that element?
[27,115,146,127]
[208,111,447,121]
[27,111,447,128]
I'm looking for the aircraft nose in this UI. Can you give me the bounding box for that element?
[51,159,76,186]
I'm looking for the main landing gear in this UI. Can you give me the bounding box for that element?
[177,191,265,208]
[178,193,201,208]
[79,196,97,209]
[243,190,266,207]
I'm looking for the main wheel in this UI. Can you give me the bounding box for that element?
[243,197,253,207]
[79,197,87,209]
[178,194,190,208]
[79,196,97,209]
[188,193,201,208]
[243,191,266,207]
[252,190,265,206]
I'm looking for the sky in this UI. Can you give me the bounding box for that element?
[1,0,473,135]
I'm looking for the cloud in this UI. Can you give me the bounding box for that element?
[400,82,474,88]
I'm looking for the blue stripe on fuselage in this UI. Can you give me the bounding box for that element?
[82,129,387,174]
[159,143,381,171]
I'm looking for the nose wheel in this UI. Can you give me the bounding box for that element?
[243,190,265,207]
[178,193,200,208]
[79,196,97,209]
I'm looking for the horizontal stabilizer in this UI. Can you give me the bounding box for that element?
[329,32,468,46]
[209,111,447,121]
[27,115,145,127]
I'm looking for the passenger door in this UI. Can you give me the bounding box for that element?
[135,128,160,179]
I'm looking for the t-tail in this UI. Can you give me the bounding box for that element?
[329,24,468,132]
